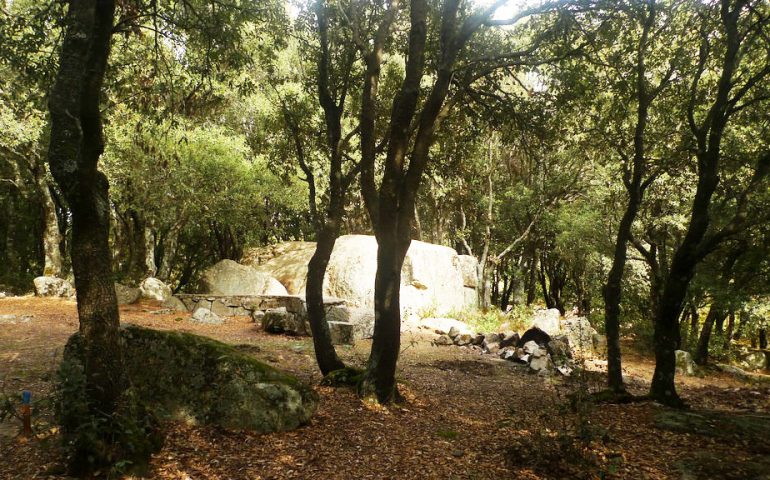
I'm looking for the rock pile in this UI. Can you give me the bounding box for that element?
[429,311,602,376]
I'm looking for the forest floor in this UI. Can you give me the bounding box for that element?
[1,297,769,480]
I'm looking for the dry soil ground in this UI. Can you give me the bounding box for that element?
[0,297,769,480]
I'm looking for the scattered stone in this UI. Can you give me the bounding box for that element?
[433,334,453,346]
[115,283,141,305]
[327,321,355,345]
[251,310,265,323]
[452,449,464,458]
[161,296,189,312]
[472,333,485,346]
[448,326,461,339]
[0,314,18,324]
[522,340,541,355]
[33,276,73,298]
[499,332,520,348]
[737,352,768,372]
[499,347,517,361]
[191,307,222,325]
[262,307,307,335]
[482,341,500,354]
[198,259,288,296]
[675,350,697,376]
[454,333,474,346]
[421,317,472,336]
[529,354,553,374]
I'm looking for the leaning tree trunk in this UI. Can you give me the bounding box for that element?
[47,0,124,470]
[306,218,346,375]
[603,207,637,393]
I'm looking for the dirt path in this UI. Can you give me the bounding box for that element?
[1,297,768,479]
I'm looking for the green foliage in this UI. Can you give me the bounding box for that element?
[320,367,365,387]
[56,348,161,477]
[448,306,527,334]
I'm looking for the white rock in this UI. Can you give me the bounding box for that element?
[529,354,552,373]
[247,235,477,316]
[198,259,288,296]
[562,316,598,353]
[33,276,73,298]
[139,277,172,302]
[675,350,697,376]
[523,340,541,355]
[421,317,472,336]
[529,308,561,335]
[326,305,375,340]
[191,307,222,325]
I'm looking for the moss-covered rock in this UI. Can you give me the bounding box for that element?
[61,326,318,434]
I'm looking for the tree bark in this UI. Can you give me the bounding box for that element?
[603,0,661,394]
[650,0,749,407]
[693,302,725,365]
[47,0,123,468]
[306,220,346,375]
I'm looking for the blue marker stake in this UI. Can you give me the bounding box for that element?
[21,390,32,436]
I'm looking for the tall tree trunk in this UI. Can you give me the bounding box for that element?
[603,207,638,393]
[157,222,183,281]
[47,0,124,470]
[603,0,661,394]
[759,329,767,350]
[361,229,410,403]
[688,303,699,341]
[526,248,538,305]
[693,303,724,365]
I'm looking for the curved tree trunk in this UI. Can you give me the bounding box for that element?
[47,0,124,470]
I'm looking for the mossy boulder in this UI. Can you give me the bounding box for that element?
[61,325,318,433]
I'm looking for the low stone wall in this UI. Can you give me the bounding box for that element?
[174,294,344,318]
[174,294,368,345]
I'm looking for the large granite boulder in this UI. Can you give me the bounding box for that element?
[60,326,318,433]
[199,259,288,296]
[139,277,172,302]
[326,305,375,340]
[245,241,316,296]
[561,316,598,353]
[33,276,73,298]
[247,235,476,318]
